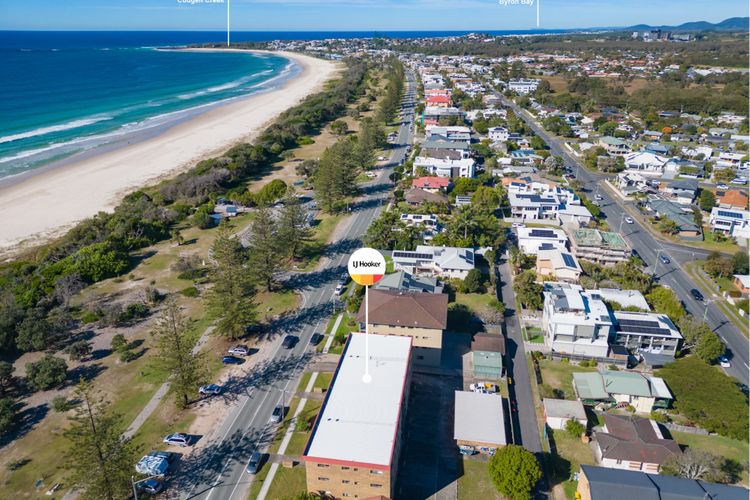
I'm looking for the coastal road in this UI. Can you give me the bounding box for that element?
[177,71,416,500]
[504,98,749,384]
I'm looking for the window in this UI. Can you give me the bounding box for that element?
[318,477,330,481]
[341,466,350,470]
[370,483,382,488]
[342,494,349,498]
[342,480,350,484]
[616,459,622,465]
[370,470,384,475]
[317,463,329,468]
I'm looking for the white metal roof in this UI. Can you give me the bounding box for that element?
[303,333,412,467]
[453,391,507,446]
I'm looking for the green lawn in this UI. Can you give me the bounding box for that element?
[248,462,307,500]
[671,431,749,485]
[455,292,495,312]
[538,360,597,400]
[256,289,301,321]
[457,458,502,500]
[524,326,545,343]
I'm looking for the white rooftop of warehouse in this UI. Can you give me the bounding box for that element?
[454,391,507,446]
[303,333,412,467]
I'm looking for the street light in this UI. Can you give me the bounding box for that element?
[618,212,627,234]
[703,298,716,322]
[653,249,662,278]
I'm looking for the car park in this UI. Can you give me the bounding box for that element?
[246,451,263,474]
[222,355,243,365]
[310,333,324,345]
[136,479,163,495]
[270,404,285,423]
[659,254,670,265]
[690,289,704,301]
[199,384,222,396]
[163,432,191,447]
[719,356,731,368]
[625,217,634,224]
[282,335,298,349]
[470,382,499,394]
[228,345,250,356]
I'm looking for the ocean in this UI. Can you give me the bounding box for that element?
[0,29,567,180]
[0,32,297,180]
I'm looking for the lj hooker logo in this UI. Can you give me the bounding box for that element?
[347,248,386,286]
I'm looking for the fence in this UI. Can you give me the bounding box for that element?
[664,423,710,435]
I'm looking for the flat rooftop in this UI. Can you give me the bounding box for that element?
[571,228,629,250]
[302,333,412,468]
[454,391,507,446]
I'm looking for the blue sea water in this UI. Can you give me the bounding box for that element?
[0,33,296,179]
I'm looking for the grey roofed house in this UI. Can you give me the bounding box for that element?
[542,398,587,422]
[373,270,443,294]
[422,138,471,151]
[403,188,449,205]
[648,199,701,234]
[579,464,748,500]
[453,391,507,446]
[421,148,465,161]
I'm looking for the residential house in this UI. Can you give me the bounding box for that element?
[577,464,748,500]
[644,143,671,156]
[595,289,650,311]
[624,151,667,175]
[412,176,450,192]
[374,270,443,294]
[557,204,594,228]
[507,78,540,95]
[572,371,673,413]
[616,172,651,196]
[488,126,509,142]
[471,333,505,380]
[454,391,507,455]
[422,106,464,126]
[593,414,681,474]
[426,94,452,108]
[718,189,749,210]
[403,188,449,207]
[301,333,411,500]
[570,229,631,265]
[542,283,613,358]
[733,274,750,296]
[536,249,582,283]
[356,289,448,366]
[543,398,587,430]
[611,311,682,357]
[641,130,663,141]
[425,125,471,143]
[599,136,631,156]
[708,207,750,240]
[413,156,476,179]
[649,199,701,237]
[517,227,569,255]
[400,213,441,240]
[392,245,475,280]
[660,179,698,205]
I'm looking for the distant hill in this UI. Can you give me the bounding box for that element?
[626,17,749,32]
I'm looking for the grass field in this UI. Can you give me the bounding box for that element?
[538,359,597,400]
[671,431,749,485]
[455,292,495,312]
[457,458,501,500]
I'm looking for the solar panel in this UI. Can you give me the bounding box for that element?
[392,251,433,260]
[529,229,557,238]
[717,210,743,219]
[561,253,577,268]
[617,326,672,336]
[617,319,660,329]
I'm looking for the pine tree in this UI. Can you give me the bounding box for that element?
[63,379,135,500]
[151,298,209,408]
[314,139,358,212]
[210,221,257,339]
[278,193,313,260]
[247,207,283,292]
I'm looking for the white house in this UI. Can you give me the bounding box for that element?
[624,151,668,175]
[508,79,540,95]
[413,156,476,179]
[536,249,582,283]
[425,125,472,143]
[392,245,475,279]
[488,126,509,142]
[516,227,569,255]
[709,207,750,240]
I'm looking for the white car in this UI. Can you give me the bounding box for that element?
[228,345,250,356]
[717,183,729,190]
[594,194,603,201]
[163,433,191,447]
[512,222,525,228]
[377,156,387,161]
[625,217,634,224]
[335,284,345,296]
[719,356,731,368]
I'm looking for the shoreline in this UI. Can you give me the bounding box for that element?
[0,50,340,256]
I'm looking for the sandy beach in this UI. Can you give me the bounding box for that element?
[0,50,338,255]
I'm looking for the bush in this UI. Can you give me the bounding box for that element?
[119,349,138,363]
[650,410,670,424]
[111,334,127,352]
[80,310,100,324]
[51,395,76,413]
[65,340,92,361]
[25,355,67,391]
[0,397,16,434]
[565,419,586,438]
[180,286,200,298]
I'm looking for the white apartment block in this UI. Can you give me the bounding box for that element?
[413,156,476,179]
[507,79,540,95]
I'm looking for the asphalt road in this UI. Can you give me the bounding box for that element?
[503,98,749,385]
[176,72,417,500]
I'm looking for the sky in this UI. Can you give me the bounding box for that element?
[0,0,747,31]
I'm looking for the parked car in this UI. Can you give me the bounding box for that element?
[282,335,298,349]
[470,382,499,394]
[625,216,634,224]
[594,194,603,201]
[338,272,350,285]
[199,384,222,396]
[512,222,525,228]
[310,333,324,345]
[136,479,163,495]
[135,452,174,477]
[690,289,704,302]
[659,254,670,265]
[270,404,285,423]
[163,433,191,447]
[335,284,345,296]
[730,178,747,185]
[246,451,263,474]
[719,356,731,368]
[222,355,243,365]
[377,155,387,161]
[716,183,729,190]
[228,345,250,356]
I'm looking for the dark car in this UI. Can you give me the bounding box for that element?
[222,355,243,365]
[690,288,704,301]
[659,254,671,265]
[136,479,163,495]
[310,333,324,345]
[246,451,263,474]
[282,335,298,349]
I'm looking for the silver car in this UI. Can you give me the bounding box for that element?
[163,433,191,447]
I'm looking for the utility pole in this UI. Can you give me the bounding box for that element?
[131,476,139,500]
[618,212,626,234]
[653,249,662,278]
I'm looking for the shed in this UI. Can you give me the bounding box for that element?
[472,351,503,379]
[542,398,587,430]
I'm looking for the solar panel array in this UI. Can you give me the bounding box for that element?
[616,318,672,336]
[618,319,660,329]
[717,210,743,219]
[561,253,577,268]
[393,251,432,260]
[529,229,557,238]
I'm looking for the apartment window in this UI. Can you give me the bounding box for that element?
[342,480,350,484]
[370,483,382,488]
[317,464,329,468]
[342,494,350,498]
[616,459,622,465]
[341,466,350,470]
[369,470,384,475]
[318,477,330,481]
